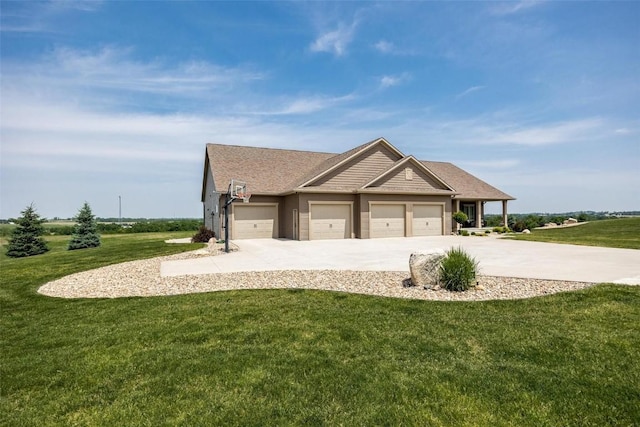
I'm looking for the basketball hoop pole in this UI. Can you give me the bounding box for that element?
[224,185,233,253]
[224,179,249,253]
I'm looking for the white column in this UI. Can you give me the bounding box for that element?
[502,200,508,227]
[476,200,482,228]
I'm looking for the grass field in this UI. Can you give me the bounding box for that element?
[506,217,640,249]
[2,233,639,425]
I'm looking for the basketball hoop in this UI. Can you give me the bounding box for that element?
[237,192,251,203]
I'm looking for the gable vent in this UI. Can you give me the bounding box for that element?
[405,168,413,180]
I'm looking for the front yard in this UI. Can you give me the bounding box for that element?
[1,232,639,425]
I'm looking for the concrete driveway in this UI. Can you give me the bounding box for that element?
[161,236,640,284]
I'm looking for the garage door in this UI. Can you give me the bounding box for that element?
[233,205,278,239]
[310,204,351,240]
[370,204,405,238]
[412,205,443,236]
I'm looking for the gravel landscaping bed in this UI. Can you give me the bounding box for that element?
[38,250,596,300]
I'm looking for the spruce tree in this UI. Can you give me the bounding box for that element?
[6,204,50,258]
[68,202,101,250]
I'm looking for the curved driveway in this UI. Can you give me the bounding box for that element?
[161,236,640,284]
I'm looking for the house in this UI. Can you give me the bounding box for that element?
[201,137,514,240]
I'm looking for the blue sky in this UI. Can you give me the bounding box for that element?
[1,1,638,219]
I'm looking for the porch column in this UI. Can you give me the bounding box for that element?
[502,200,508,227]
[475,200,482,227]
[453,199,460,233]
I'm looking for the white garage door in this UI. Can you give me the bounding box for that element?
[233,205,278,239]
[370,204,405,238]
[310,204,351,240]
[412,205,443,236]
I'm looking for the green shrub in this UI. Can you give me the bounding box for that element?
[485,230,491,234]
[439,247,479,292]
[192,226,216,243]
[460,230,469,236]
[452,211,468,226]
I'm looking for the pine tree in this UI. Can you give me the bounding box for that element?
[68,202,101,250]
[6,204,50,258]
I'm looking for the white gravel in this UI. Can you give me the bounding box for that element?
[38,249,596,301]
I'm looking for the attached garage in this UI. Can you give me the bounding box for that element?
[309,203,352,240]
[412,204,443,236]
[370,204,405,238]
[232,204,278,239]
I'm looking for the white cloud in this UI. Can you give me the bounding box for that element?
[374,40,394,53]
[33,46,264,96]
[489,1,544,16]
[455,85,486,100]
[309,22,357,56]
[379,73,410,89]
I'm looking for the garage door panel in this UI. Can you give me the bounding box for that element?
[233,205,278,239]
[310,204,351,240]
[370,204,405,238]
[413,205,443,236]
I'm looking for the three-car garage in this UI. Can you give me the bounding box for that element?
[229,200,444,240]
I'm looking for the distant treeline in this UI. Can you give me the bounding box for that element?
[484,211,636,232]
[0,219,202,237]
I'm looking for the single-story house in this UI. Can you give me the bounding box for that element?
[201,137,514,240]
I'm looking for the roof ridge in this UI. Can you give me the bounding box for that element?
[206,143,336,156]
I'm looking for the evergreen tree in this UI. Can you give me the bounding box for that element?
[6,204,49,258]
[68,202,101,250]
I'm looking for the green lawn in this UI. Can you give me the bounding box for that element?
[505,217,640,249]
[2,233,639,426]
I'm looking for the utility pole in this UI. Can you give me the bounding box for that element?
[119,195,122,225]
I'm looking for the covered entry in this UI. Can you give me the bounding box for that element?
[309,203,352,240]
[412,204,443,236]
[370,204,405,238]
[232,204,278,239]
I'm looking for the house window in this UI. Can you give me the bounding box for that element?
[405,168,413,180]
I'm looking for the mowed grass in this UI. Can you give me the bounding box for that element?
[507,217,640,249]
[2,233,639,426]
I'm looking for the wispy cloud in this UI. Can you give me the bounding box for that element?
[42,46,264,95]
[245,94,356,115]
[421,116,608,147]
[374,40,394,53]
[489,0,544,16]
[309,22,357,56]
[379,73,410,89]
[455,85,486,100]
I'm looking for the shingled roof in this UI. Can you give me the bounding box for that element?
[205,144,333,194]
[422,161,515,201]
[204,140,514,201]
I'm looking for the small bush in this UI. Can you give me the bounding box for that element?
[485,230,491,234]
[439,247,479,292]
[452,211,468,226]
[192,226,216,243]
[460,230,469,236]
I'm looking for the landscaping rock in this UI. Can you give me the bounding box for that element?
[564,218,578,225]
[409,249,446,289]
[522,229,531,234]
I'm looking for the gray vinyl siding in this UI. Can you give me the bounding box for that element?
[369,165,449,191]
[310,145,399,188]
[203,166,218,233]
